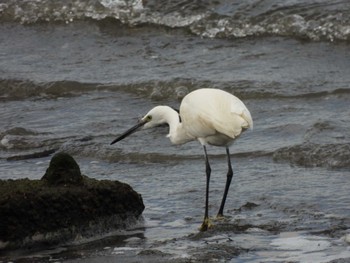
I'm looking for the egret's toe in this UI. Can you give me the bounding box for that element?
[199,218,213,231]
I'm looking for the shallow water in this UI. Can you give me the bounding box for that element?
[1,0,350,262]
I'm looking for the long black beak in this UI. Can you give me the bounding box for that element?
[110,119,147,145]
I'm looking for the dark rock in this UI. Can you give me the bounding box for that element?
[42,152,83,185]
[0,153,145,251]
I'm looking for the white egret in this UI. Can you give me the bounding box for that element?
[111,88,253,231]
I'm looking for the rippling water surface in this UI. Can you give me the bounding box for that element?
[1,0,350,262]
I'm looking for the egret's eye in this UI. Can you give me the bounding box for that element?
[146,115,152,121]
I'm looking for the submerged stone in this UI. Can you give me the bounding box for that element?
[0,152,145,251]
[273,143,350,168]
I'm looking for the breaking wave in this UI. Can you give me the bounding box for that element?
[2,78,350,101]
[1,0,350,42]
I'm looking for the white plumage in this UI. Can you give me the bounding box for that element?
[111,88,253,231]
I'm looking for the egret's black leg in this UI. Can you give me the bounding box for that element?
[217,147,233,217]
[200,145,212,231]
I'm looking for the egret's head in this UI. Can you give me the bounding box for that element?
[141,106,168,129]
[110,106,169,145]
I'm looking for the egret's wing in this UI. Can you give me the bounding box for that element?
[180,88,253,140]
[208,110,247,139]
[229,98,253,129]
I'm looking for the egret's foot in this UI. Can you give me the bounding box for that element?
[215,213,232,223]
[216,213,225,220]
[199,217,213,231]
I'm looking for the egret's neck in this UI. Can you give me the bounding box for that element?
[162,106,193,145]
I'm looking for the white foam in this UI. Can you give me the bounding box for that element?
[113,246,138,251]
[124,236,142,243]
[1,137,11,148]
[271,235,331,252]
[267,233,350,263]
[342,233,350,245]
[162,219,187,228]
[111,246,139,255]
